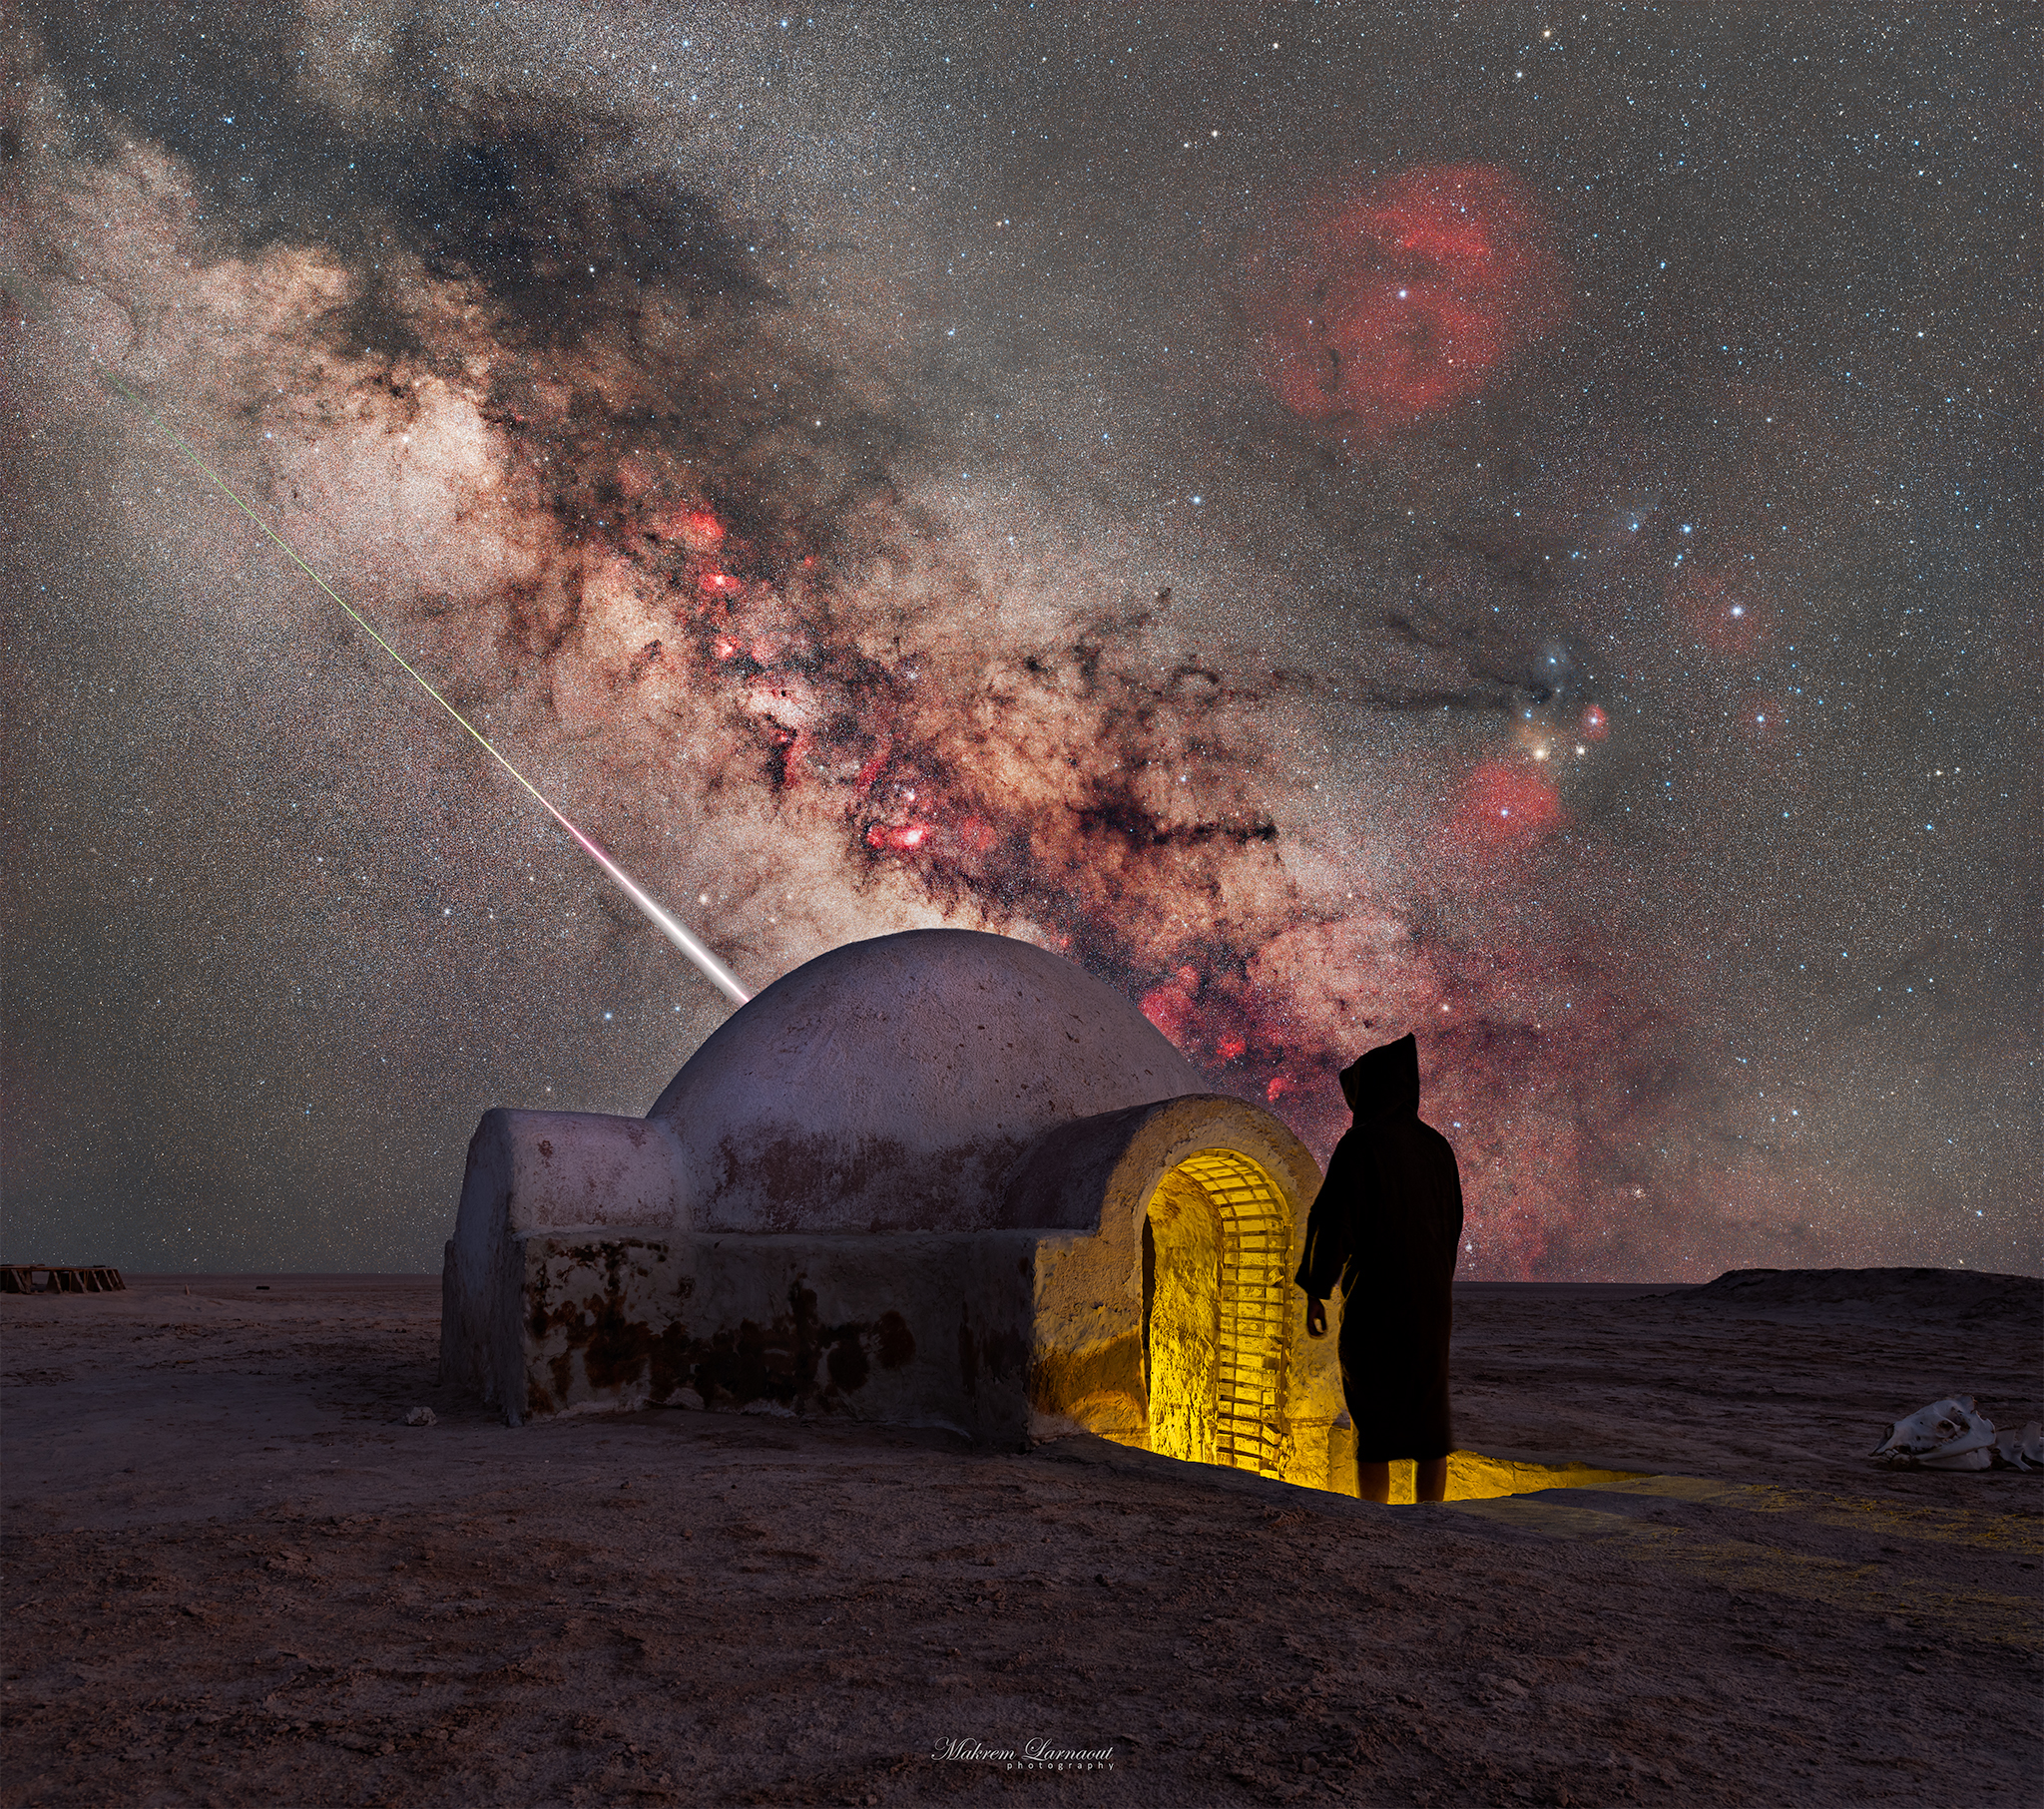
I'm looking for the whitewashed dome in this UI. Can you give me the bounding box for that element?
[648,928,1204,1232]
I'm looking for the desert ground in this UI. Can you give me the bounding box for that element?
[3,1267,2037,1808]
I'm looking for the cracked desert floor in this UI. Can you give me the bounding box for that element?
[3,1268,2037,1808]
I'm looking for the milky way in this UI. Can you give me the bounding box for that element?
[4,5,2035,1279]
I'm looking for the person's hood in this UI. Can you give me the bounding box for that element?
[1339,1033,1420,1118]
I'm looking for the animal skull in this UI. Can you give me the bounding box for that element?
[1869,1396,1998,1467]
[1919,1445,1993,1472]
[1995,1421,2044,1473]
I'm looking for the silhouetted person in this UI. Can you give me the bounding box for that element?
[1296,1033,1464,1505]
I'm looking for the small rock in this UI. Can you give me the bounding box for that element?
[667,1388,705,1411]
[402,1406,437,1427]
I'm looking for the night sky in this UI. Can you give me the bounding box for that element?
[4,4,2036,1280]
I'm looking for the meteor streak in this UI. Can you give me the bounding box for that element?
[102,372,752,1007]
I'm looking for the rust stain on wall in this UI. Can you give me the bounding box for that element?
[876,1310,915,1370]
[825,1323,869,1392]
[523,1247,926,1418]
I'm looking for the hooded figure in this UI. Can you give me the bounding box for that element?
[1295,1033,1464,1499]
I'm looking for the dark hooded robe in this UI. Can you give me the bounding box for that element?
[1294,1034,1464,1463]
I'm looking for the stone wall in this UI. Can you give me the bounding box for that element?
[438,1108,686,1415]
[511,1231,1044,1443]
[446,1218,1343,1489]
[436,1087,1342,1492]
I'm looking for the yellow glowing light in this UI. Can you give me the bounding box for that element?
[1461,1454,1644,1498]
[1414,1453,1642,1502]
[1144,1150,1290,1478]
[1320,1424,1645,1502]
[1144,1166,1220,1465]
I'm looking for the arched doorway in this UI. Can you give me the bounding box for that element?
[1143,1148,1292,1478]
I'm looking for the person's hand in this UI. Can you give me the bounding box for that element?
[1305,1297,1327,1338]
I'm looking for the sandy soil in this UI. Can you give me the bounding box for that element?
[3,1268,2037,1808]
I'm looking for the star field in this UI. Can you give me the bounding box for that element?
[2,3,2035,1279]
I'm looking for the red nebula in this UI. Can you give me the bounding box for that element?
[1140,971,1213,1046]
[700,570,739,594]
[1267,1076,1297,1104]
[644,505,726,549]
[1140,982,1196,1043]
[865,821,931,852]
[1255,164,1566,426]
[712,634,742,661]
[1579,704,1609,741]
[1136,971,1293,1090]
[1449,760,1566,851]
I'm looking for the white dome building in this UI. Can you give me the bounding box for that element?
[646,929,1206,1233]
[440,930,1344,1487]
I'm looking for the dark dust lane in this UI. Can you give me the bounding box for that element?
[3,1275,2037,1807]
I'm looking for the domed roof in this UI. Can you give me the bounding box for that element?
[649,928,1204,1232]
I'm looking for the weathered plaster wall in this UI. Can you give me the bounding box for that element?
[646,930,1205,1234]
[441,934,1336,1477]
[439,1110,685,1414]
[435,927,1343,1488]
[517,1232,1040,1442]
[464,1203,1343,1503]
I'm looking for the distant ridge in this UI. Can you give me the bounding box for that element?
[1667,1266,2039,1323]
